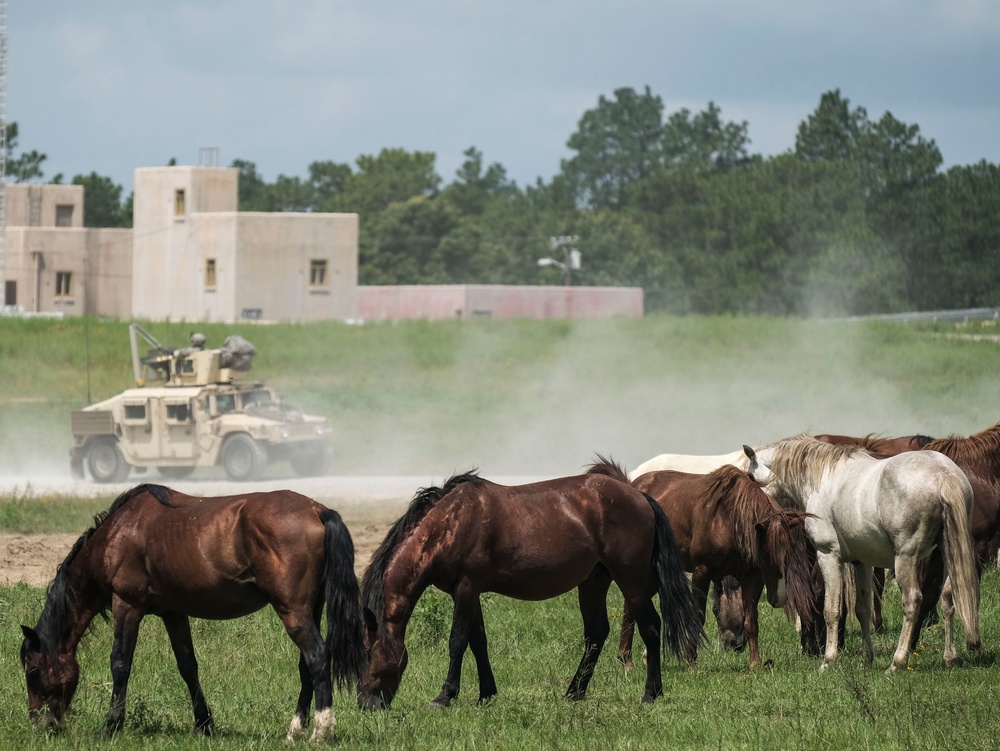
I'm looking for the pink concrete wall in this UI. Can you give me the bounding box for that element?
[358,285,643,321]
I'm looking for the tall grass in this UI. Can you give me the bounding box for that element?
[2,571,998,749]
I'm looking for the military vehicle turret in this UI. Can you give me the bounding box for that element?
[70,324,333,482]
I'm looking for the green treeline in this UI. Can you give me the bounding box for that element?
[10,88,1000,316]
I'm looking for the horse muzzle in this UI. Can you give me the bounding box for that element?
[357,691,388,711]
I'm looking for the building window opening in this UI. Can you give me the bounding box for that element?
[175,189,186,217]
[309,259,328,287]
[55,271,74,298]
[55,204,74,227]
[205,258,217,287]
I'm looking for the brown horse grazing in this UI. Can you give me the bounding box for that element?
[357,461,704,710]
[711,576,748,652]
[19,484,365,741]
[619,464,811,669]
[910,422,1000,648]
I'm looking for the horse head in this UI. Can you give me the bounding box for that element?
[20,626,79,734]
[357,607,408,710]
[757,499,810,610]
[711,577,747,652]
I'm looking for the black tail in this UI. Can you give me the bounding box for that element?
[644,493,705,660]
[320,509,367,689]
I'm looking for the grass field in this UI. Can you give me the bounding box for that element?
[2,572,998,750]
[3,314,1000,748]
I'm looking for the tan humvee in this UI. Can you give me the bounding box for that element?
[70,325,332,483]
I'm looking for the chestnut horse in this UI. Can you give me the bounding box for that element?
[748,436,980,672]
[19,484,365,741]
[357,461,703,709]
[619,464,811,669]
[912,422,1000,647]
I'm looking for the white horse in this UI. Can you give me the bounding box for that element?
[628,449,750,481]
[745,436,980,673]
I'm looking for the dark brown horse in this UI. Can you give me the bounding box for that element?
[620,464,810,668]
[19,484,365,741]
[911,422,1000,647]
[357,460,703,709]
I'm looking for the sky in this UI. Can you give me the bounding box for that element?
[8,1,1000,195]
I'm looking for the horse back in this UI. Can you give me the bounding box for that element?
[392,473,656,600]
[89,487,330,617]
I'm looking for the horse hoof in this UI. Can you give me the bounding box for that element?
[819,661,832,673]
[428,698,451,710]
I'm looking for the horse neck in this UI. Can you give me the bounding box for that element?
[37,545,105,655]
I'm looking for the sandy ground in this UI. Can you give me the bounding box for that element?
[0,474,541,588]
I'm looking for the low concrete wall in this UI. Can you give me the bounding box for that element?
[358,285,643,321]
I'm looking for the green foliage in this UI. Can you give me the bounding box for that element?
[562,86,666,209]
[72,172,129,227]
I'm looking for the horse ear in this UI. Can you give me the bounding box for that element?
[21,625,41,652]
[743,445,756,462]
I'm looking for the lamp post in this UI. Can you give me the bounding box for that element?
[537,235,580,286]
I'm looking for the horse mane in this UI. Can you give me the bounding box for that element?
[360,471,482,644]
[925,422,1000,477]
[36,484,174,651]
[584,455,629,484]
[701,465,773,565]
[766,435,868,507]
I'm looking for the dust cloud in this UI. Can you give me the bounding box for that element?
[0,317,992,489]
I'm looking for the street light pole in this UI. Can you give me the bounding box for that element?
[545,235,580,286]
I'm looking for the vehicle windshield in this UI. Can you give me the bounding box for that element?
[216,394,236,413]
[242,390,274,407]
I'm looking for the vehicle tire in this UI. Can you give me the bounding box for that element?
[289,442,333,477]
[221,433,267,481]
[157,466,196,481]
[87,438,130,484]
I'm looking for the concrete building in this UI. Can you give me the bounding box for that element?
[132,167,358,323]
[2,183,132,318]
[359,284,643,321]
[3,166,642,322]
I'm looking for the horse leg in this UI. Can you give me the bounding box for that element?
[816,552,844,671]
[939,557,959,666]
[853,563,875,666]
[617,602,636,670]
[466,599,498,704]
[872,568,886,634]
[161,613,213,735]
[278,610,332,742]
[911,551,943,650]
[739,574,765,669]
[566,571,613,701]
[631,597,663,703]
[101,599,144,737]
[431,585,482,708]
[685,569,711,665]
[889,555,922,673]
[287,601,323,740]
